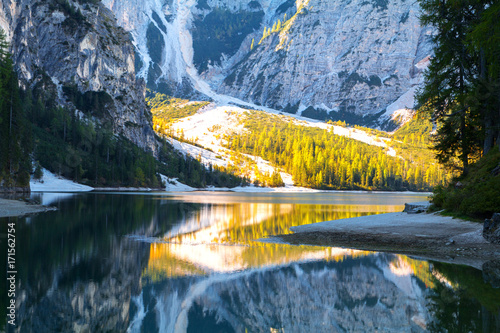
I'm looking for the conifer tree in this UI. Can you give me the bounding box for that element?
[0,29,31,187]
[417,0,480,174]
[417,0,500,174]
[468,1,500,153]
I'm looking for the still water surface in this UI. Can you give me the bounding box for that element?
[1,191,499,332]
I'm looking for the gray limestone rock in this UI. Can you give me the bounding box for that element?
[404,202,431,214]
[482,260,500,288]
[216,0,434,129]
[483,213,500,244]
[103,0,434,130]
[0,0,157,153]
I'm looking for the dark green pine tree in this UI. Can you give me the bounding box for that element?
[417,0,500,175]
[468,1,500,154]
[0,29,32,188]
[417,0,482,175]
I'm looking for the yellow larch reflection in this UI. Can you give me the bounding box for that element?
[143,202,406,281]
[395,256,437,289]
[385,256,438,299]
[144,242,375,281]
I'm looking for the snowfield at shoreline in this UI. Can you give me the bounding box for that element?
[30,168,94,192]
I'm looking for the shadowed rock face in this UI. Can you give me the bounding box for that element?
[103,0,433,129]
[0,0,156,152]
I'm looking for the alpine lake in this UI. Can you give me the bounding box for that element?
[1,191,499,332]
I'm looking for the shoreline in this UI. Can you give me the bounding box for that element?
[265,211,500,270]
[0,198,56,218]
[32,168,434,194]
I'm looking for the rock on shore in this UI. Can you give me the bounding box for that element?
[483,213,500,244]
[403,201,431,214]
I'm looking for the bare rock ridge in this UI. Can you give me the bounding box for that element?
[0,0,434,146]
[103,0,434,130]
[0,0,157,152]
[218,0,433,129]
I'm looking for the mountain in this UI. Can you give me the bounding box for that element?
[0,0,437,190]
[1,0,250,190]
[103,0,433,130]
[0,0,156,151]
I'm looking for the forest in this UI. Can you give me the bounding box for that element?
[418,0,499,173]
[2,0,499,203]
[149,91,447,191]
[417,0,500,217]
[0,30,32,190]
[223,111,446,191]
[29,96,247,188]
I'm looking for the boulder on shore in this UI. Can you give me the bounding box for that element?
[483,213,500,244]
[403,202,430,214]
[482,260,500,288]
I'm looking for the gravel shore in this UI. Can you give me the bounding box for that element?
[0,198,56,218]
[267,211,500,269]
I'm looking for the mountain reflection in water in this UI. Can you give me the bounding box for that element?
[0,192,498,332]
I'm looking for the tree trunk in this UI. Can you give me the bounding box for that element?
[497,101,500,148]
[481,49,495,155]
[497,74,500,148]
[484,116,495,154]
[460,54,469,175]
[461,113,469,175]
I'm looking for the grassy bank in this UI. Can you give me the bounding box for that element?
[431,146,500,219]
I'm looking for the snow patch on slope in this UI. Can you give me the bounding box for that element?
[30,168,94,192]
[167,106,300,187]
[381,87,417,127]
[106,0,400,187]
[167,135,299,189]
[160,174,196,192]
[170,104,397,163]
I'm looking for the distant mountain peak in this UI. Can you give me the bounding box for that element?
[103,0,433,130]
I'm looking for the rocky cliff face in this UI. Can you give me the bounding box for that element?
[219,0,434,129]
[0,0,157,151]
[103,0,433,130]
